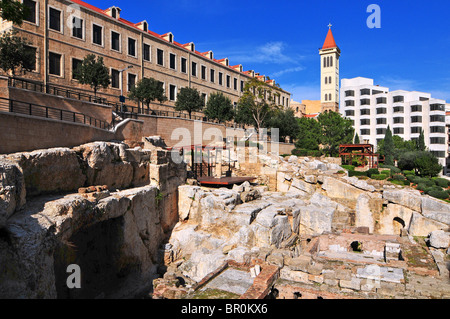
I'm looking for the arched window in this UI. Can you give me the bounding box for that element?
[329,93,332,101]
[329,76,332,84]
[325,77,328,84]
[330,56,333,67]
[325,94,328,101]
[323,57,326,68]
[326,56,330,67]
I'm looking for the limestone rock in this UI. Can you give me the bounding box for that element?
[428,230,450,249]
[297,204,335,236]
[0,160,26,226]
[383,189,422,212]
[421,196,450,225]
[408,212,449,237]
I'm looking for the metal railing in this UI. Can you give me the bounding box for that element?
[0,97,111,130]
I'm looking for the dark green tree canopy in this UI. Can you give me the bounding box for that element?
[73,54,110,97]
[354,133,360,144]
[383,126,395,166]
[174,87,204,119]
[0,0,29,25]
[418,129,426,151]
[204,92,234,123]
[0,30,35,77]
[128,77,167,110]
[267,108,299,142]
[317,111,354,157]
[295,117,322,151]
[377,134,417,160]
[414,151,442,177]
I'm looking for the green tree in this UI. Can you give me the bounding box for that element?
[267,108,300,143]
[417,129,426,151]
[378,135,417,160]
[0,30,35,77]
[204,92,234,123]
[295,117,322,151]
[354,133,360,144]
[73,54,110,98]
[414,151,442,177]
[237,78,280,132]
[0,0,29,25]
[317,111,354,157]
[383,126,395,166]
[175,87,204,119]
[234,97,254,128]
[128,77,167,112]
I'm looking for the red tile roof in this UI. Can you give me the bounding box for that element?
[322,29,338,50]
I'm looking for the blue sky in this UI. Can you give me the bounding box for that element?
[88,0,450,102]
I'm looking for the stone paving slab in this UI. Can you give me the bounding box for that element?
[204,268,254,295]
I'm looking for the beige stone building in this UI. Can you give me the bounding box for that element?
[0,0,291,113]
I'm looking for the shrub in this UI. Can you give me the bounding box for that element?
[428,190,449,200]
[393,174,407,181]
[366,168,379,178]
[425,186,443,195]
[402,170,415,176]
[307,150,322,157]
[434,178,449,188]
[380,170,391,176]
[371,174,388,180]
[341,165,355,171]
[349,171,368,177]
[337,170,345,174]
[416,183,427,192]
[421,178,436,187]
[406,175,417,182]
[292,149,307,156]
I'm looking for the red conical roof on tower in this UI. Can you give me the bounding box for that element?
[322,28,338,50]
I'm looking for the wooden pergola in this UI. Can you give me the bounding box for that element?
[339,144,381,169]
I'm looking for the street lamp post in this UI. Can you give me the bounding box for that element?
[119,65,133,114]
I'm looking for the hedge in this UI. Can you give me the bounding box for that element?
[366,168,379,178]
[371,174,388,180]
[434,178,449,188]
[380,170,391,175]
[402,170,415,175]
[341,165,355,171]
[349,171,368,177]
[428,190,449,200]
[393,174,407,181]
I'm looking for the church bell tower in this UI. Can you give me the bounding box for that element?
[319,24,340,113]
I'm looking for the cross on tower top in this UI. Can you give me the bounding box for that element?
[328,23,332,29]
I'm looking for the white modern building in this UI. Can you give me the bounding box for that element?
[340,77,448,168]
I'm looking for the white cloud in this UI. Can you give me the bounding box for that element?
[271,66,305,78]
[226,41,296,64]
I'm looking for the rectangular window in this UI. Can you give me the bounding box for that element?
[430,137,446,145]
[111,31,121,51]
[360,99,370,105]
[226,75,231,88]
[23,46,37,71]
[360,89,371,95]
[181,57,187,73]
[376,108,387,114]
[393,96,404,103]
[376,118,387,125]
[191,61,197,77]
[210,69,215,83]
[201,65,206,80]
[169,53,176,70]
[393,128,404,135]
[49,7,61,32]
[128,38,136,57]
[360,129,370,136]
[360,119,370,126]
[345,110,355,117]
[157,49,164,66]
[345,100,355,107]
[411,127,421,134]
[393,117,404,124]
[111,69,120,89]
[72,17,83,39]
[23,0,37,24]
[240,80,244,92]
[430,126,445,133]
[411,105,422,112]
[345,90,355,97]
[48,52,61,76]
[377,128,387,135]
[234,78,238,90]
[360,109,370,116]
[92,24,103,46]
[143,44,150,61]
[169,85,176,101]
[411,116,422,123]
[71,58,82,79]
[393,106,404,113]
[376,97,387,104]
[218,72,223,85]
[202,93,207,106]
[430,104,445,111]
[430,115,445,122]
[127,73,136,92]
[431,151,446,158]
